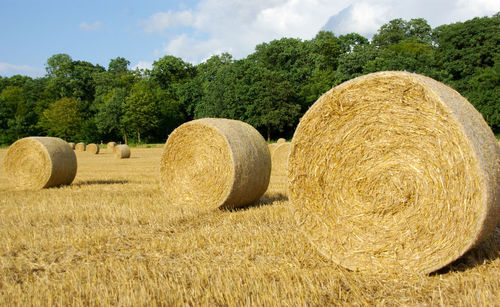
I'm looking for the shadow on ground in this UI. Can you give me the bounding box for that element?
[434,225,500,274]
[74,180,129,186]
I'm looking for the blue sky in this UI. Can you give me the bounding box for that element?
[1,0,499,78]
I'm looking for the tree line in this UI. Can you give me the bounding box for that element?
[0,14,498,145]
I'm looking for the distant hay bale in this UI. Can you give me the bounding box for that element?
[4,137,77,189]
[68,142,75,149]
[114,144,130,159]
[160,118,271,210]
[277,138,286,144]
[288,71,500,274]
[270,142,291,193]
[75,142,86,151]
[86,143,99,154]
[107,142,116,152]
[268,143,279,157]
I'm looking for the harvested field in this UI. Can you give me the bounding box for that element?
[0,147,498,305]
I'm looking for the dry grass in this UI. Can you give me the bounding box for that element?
[0,147,499,305]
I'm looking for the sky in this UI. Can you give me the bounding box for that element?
[0,0,498,78]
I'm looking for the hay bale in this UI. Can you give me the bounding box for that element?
[86,143,99,154]
[270,142,291,193]
[75,142,86,151]
[68,142,75,149]
[268,143,279,157]
[114,144,130,159]
[288,71,500,274]
[107,141,116,152]
[4,137,77,189]
[160,118,271,210]
[277,138,286,144]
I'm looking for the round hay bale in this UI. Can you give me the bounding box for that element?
[270,142,291,194]
[160,118,271,210]
[4,137,77,189]
[268,143,279,157]
[288,71,500,274]
[75,142,86,151]
[277,138,286,144]
[86,143,99,154]
[115,144,130,159]
[107,141,116,152]
[68,142,75,149]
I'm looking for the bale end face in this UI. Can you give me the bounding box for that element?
[86,143,99,154]
[75,142,86,151]
[288,71,500,274]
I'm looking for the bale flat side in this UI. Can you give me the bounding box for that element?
[277,138,286,144]
[86,143,99,154]
[75,142,86,151]
[288,71,499,274]
[114,145,130,159]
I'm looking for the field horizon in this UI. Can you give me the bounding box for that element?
[0,147,499,305]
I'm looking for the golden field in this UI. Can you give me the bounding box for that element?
[0,147,499,306]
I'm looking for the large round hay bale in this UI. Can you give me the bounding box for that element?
[277,138,286,144]
[288,71,500,274]
[4,137,77,189]
[107,141,116,152]
[268,143,279,157]
[160,118,271,210]
[75,142,86,151]
[114,144,130,159]
[86,143,99,154]
[270,142,291,194]
[67,142,75,149]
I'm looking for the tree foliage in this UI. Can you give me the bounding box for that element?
[0,13,499,145]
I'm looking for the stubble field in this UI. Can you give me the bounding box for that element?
[0,146,499,305]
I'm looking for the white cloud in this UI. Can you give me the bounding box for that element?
[0,62,45,78]
[132,61,153,71]
[141,0,500,63]
[142,10,194,33]
[79,21,103,31]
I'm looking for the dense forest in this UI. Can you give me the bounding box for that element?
[0,14,499,145]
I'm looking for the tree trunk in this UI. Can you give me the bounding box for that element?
[123,127,128,145]
[267,125,271,142]
[137,128,141,144]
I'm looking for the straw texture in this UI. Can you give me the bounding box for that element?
[68,142,75,149]
[160,118,271,210]
[270,142,291,194]
[4,137,77,189]
[268,143,279,157]
[277,138,286,144]
[288,71,500,274]
[107,142,116,152]
[86,143,99,154]
[75,142,86,151]
[114,145,130,159]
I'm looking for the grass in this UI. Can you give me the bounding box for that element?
[0,147,498,305]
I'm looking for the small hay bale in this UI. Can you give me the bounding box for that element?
[86,143,99,154]
[288,71,500,274]
[68,142,75,149]
[270,142,291,194]
[277,138,286,144]
[4,137,77,189]
[268,143,279,157]
[114,144,130,159]
[160,118,271,210]
[75,142,86,151]
[107,141,116,152]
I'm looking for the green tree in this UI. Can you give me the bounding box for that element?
[38,97,82,139]
[122,81,161,143]
[95,88,128,143]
